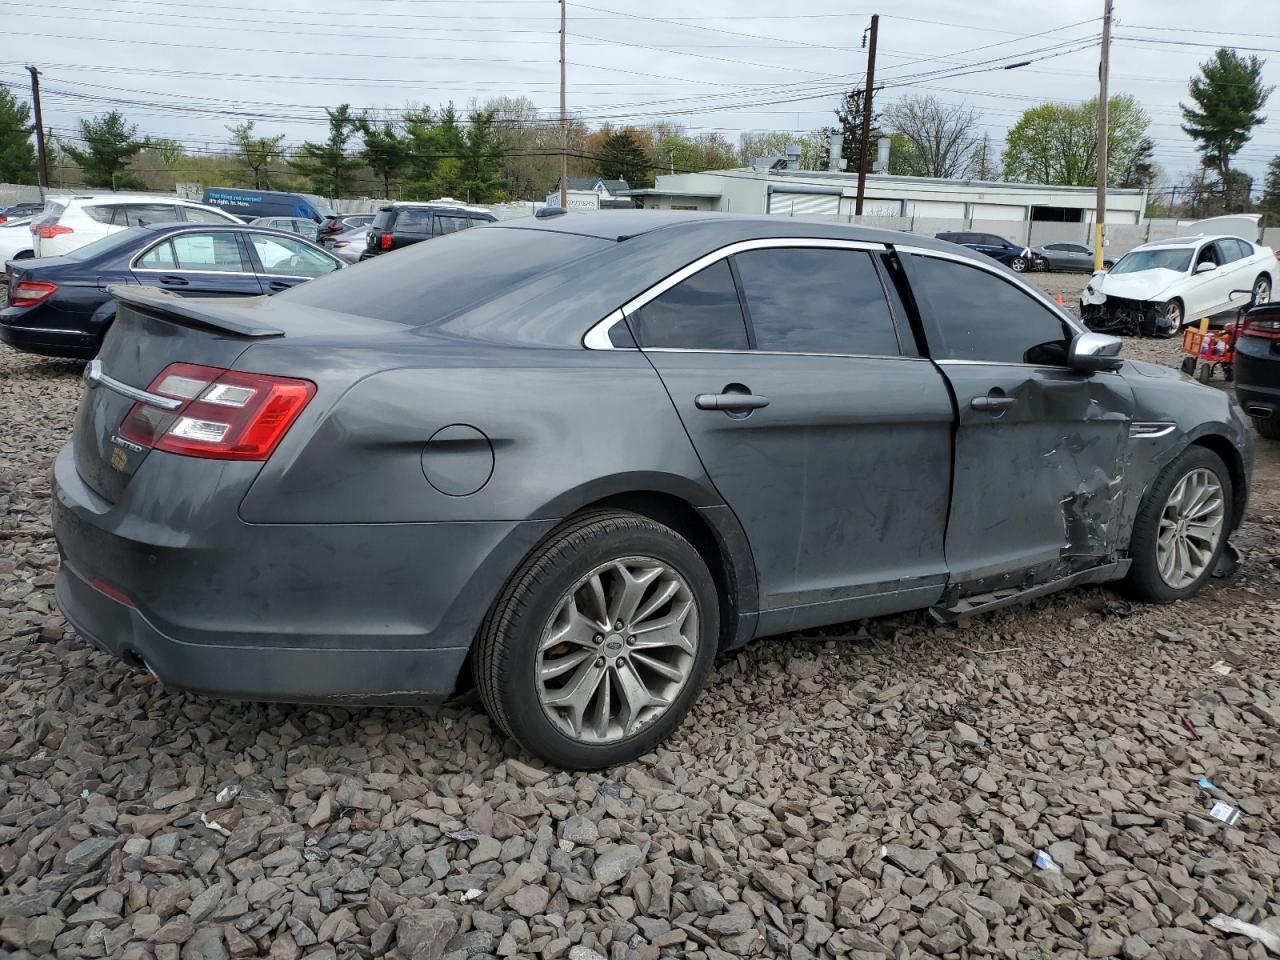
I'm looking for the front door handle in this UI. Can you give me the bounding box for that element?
[267,280,292,292]
[971,395,1016,411]
[695,392,770,412]
[158,275,189,287]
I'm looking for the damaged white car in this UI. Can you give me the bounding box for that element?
[1081,235,1276,337]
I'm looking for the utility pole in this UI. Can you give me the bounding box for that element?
[27,65,49,192]
[1093,0,1112,271]
[559,0,568,209]
[854,15,878,217]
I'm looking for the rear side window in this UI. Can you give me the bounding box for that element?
[84,205,116,224]
[137,241,178,269]
[370,211,392,231]
[169,232,246,271]
[395,208,433,233]
[432,215,470,235]
[249,234,337,278]
[909,255,1070,364]
[733,247,900,356]
[125,204,182,227]
[629,259,749,350]
[183,206,236,225]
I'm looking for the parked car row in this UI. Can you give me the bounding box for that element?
[2,190,501,360]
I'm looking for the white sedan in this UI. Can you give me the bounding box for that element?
[0,216,35,267]
[1081,235,1276,336]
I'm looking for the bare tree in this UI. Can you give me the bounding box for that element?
[882,95,979,179]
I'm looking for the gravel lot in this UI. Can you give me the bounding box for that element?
[2,272,1279,960]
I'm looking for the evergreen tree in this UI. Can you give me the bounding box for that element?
[61,111,146,189]
[359,117,410,199]
[289,105,362,199]
[834,88,880,174]
[1181,49,1273,180]
[1261,155,1280,225]
[595,131,650,186]
[0,87,36,183]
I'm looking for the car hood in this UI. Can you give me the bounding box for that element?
[1122,357,1186,380]
[1093,268,1183,302]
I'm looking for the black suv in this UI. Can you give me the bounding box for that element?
[935,231,1031,273]
[361,203,496,259]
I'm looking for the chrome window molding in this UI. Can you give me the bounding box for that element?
[582,237,888,350]
[937,358,1122,374]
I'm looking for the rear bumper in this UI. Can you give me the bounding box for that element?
[1234,348,1280,418]
[51,441,557,704]
[0,314,98,359]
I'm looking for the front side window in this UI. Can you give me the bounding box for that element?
[910,255,1070,365]
[249,233,338,278]
[629,259,749,350]
[733,247,900,356]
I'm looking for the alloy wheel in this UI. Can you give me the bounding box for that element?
[1010,257,1027,272]
[536,557,699,744]
[1166,301,1182,329]
[1255,276,1272,305]
[1156,467,1225,589]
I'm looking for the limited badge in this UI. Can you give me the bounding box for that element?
[111,447,128,472]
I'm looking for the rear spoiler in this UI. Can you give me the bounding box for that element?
[108,284,284,338]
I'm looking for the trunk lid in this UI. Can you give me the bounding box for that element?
[72,287,283,503]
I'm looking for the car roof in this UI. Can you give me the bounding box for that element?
[1137,234,1247,250]
[501,210,965,250]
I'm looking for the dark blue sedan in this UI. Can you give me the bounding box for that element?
[1,222,344,359]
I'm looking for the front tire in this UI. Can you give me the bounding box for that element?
[474,511,719,769]
[1010,256,1028,273]
[1165,298,1184,331]
[1125,447,1231,602]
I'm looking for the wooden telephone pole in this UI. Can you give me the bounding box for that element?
[27,66,49,191]
[854,15,879,217]
[1093,0,1113,271]
[559,0,568,209]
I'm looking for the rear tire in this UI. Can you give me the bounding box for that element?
[473,510,719,769]
[1253,417,1280,440]
[1124,447,1231,602]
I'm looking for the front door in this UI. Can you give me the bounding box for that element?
[630,242,955,633]
[244,232,342,293]
[901,251,1134,588]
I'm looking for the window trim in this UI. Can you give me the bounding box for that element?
[583,237,890,351]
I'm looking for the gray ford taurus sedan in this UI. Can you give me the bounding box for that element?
[52,211,1252,768]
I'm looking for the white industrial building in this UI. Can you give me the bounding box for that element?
[625,168,1150,250]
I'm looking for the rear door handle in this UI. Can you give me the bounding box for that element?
[695,392,770,411]
[970,396,1016,411]
[158,275,189,287]
[267,280,292,292]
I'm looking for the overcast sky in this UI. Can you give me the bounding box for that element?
[2,0,1277,192]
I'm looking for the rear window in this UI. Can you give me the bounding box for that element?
[33,201,66,227]
[281,226,604,325]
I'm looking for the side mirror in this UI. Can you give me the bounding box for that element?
[1068,332,1123,372]
[1194,261,1217,274]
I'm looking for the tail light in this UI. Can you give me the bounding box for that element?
[1243,317,1280,340]
[34,224,74,239]
[9,280,58,307]
[118,362,315,460]
[0,215,7,225]
[379,232,392,250]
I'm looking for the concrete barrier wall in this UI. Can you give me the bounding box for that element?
[1263,227,1280,251]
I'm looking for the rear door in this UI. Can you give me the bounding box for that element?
[132,231,263,297]
[244,232,341,293]
[631,240,955,633]
[391,208,433,249]
[900,249,1134,589]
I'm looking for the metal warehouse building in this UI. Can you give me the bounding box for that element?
[627,168,1149,251]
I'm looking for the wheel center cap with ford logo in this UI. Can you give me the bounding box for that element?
[604,636,624,654]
